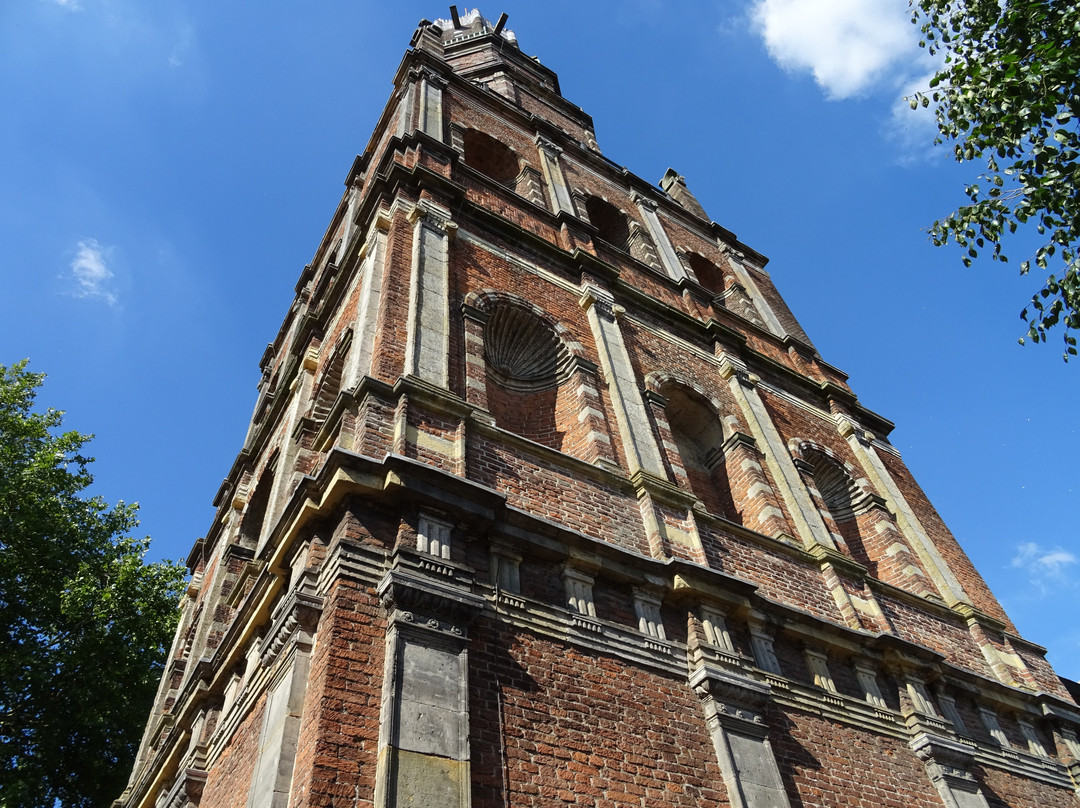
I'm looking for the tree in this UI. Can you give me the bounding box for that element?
[0,361,186,808]
[909,0,1080,358]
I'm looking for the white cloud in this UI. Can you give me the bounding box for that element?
[750,0,917,99]
[68,239,118,305]
[46,0,81,9]
[886,69,941,163]
[1011,541,1079,595]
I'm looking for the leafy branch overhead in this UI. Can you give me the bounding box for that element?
[909,0,1080,358]
[0,360,186,808]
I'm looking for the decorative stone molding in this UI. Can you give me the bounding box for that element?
[258,578,323,666]
[979,706,1012,748]
[632,587,667,640]
[854,660,888,709]
[700,605,736,654]
[1017,717,1048,757]
[690,664,771,729]
[416,513,452,560]
[901,675,955,737]
[562,564,597,619]
[910,733,990,808]
[747,618,782,675]
[514,164,546,206]
[690,665,793,808]
[378,567,484,635]
[407,199,457,238]
[489,542,522,594]
[936,690,969,734]
[159,768,208,808]
[804,647,838,693]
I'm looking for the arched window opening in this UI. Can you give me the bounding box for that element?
[463,129,519,187]
[584,196,630,251]
[685,252,727,295]
[663,387,737,519]
[484,304,574,451]
[311,340,350,429]
[804,450,870,565]
[809,454,858,521]
[239,466,275,550]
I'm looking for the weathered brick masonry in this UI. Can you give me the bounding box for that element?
[119,9,1080,808]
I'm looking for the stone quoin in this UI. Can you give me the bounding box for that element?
[118,8,1080,808]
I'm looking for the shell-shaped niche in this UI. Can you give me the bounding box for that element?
[484,305,569,391]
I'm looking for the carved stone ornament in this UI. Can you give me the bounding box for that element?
[689,663,771,728]
[161,768,209,808]
[910,733,978,785]
[259,589,324,665]
[377,568,484,631]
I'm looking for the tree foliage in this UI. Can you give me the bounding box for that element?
[910,0,1080,358]
[0,361,186,808]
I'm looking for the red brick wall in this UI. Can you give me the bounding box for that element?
[469,625,728,807]
[199,699,267,808]
[770,706,945,808]
[290,579,385,808]
[978,766,1080,808]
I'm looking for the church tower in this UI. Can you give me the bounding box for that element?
[119,10,1080,808]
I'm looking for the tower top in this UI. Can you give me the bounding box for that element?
[431,7,516,45]
[409,7,566,106]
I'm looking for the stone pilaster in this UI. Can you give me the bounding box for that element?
[258,351,318,556]
[910,734,991,808]
[836,415,970,607]
[245,579,323,808]
[534,134,574,216]
[632,192,687,281]
[374,558,484,808]
[394,83,415,138]
[416,68,446,142]
[717,354,836,552]
[579,283,665,477]
[404,201,456,388]
[718,245,786,338]
[344,213,391,391]
[690,665,793,808]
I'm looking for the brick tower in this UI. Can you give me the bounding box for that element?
[119,10,1080,808]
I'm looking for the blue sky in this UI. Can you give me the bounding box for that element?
[2,1,1077,681]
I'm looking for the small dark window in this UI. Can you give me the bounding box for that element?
[684,252,727,295]
[663,387,735,519]
[584,196,630,251]
[463,129,519,187]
